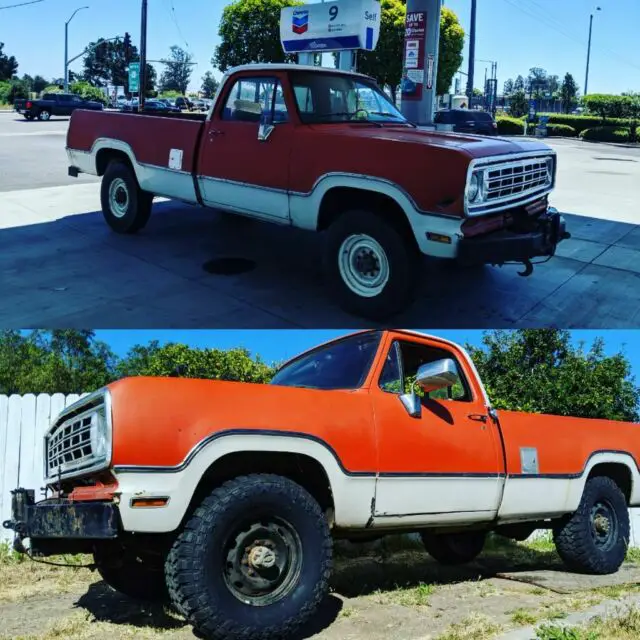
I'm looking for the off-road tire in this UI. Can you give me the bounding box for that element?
[553,476,629,575]
[421,531,486,565]
[94,546,168,602]
[100,161,153,234]
[37,109,51,121]
[165,474,332,640]
[324,210,420,320]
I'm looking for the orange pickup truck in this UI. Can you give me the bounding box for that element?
[5,330,639,640]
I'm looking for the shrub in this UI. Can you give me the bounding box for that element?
[537,113,628,134]
[580,126,631,143]
[496,115,525,135]
[69,81,107,105]
[546,123,577,137]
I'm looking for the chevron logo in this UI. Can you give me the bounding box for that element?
[292,10,309,34]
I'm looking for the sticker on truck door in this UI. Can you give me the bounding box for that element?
[168,149,183,171]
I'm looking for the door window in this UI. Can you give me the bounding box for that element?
[222,77,289,124]
[379,340,470,402]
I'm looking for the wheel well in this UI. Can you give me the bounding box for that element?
[96,149,133,176]
[588,463,632,503]
[317,187,417,245]
[184,451,335,525]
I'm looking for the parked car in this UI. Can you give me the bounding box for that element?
[157,98,176,108]
[174,96,192,110]
[14,93,103,121]
[190,98,208,112]
[142,99,181,114]
[5,329,639,640]
[119,98,138,112]
[66,63,567,319]
[434,108,498,135]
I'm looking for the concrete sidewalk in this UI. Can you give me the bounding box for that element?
[1,183,639,329]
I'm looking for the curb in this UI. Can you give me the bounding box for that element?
[496,593,640,640]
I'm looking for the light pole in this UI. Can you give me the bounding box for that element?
[64,6,89,92]
[584,6,601,97]
[466,0,477,103]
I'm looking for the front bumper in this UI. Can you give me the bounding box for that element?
[3,489,119,553]
[457,207,569,267]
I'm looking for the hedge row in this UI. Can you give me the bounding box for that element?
[546,124,577,138]
[579,127,632,143]
[496,115,525,135]
[537,114,629,134]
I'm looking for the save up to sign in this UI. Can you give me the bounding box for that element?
[401,12,426,100]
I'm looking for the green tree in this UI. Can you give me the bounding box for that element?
[83,38,137,87]
[213,0,303,71]
[0,42,18,81]
[509,89,528,117]
[201,70,220,98]
[437,7,465,96]
[159,46,193,94]
[528,67,548,99]
[32,74,48,94]
[560,72,579,114]
[70,80,107,104]
[0,330,117,395]
[513,75,525,92]
[116,342,275,383]
[467,330,640,422]
[356,0,405,103]
[503,78,514,96]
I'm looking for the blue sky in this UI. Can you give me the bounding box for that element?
[1,0,638,94]
[94,330,640,380]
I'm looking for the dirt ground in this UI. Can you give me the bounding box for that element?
[1,536,640,640]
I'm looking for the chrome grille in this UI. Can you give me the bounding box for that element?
[486,159,550,201]
[46,412,95,477]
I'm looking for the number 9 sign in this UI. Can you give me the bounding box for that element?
[329,5,339,20]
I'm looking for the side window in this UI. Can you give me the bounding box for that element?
[222,77,288,123]
[293,85,314,113]
[379,341,471,402]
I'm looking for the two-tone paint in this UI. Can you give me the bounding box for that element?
[49,330,640,536]
[66,64,556,260]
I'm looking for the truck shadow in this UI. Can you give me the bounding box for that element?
[74,580,343,639]
[331,535,563,598]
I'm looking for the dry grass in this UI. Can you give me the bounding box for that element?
[374,582,435,607]
[436,613,503,640]
[536,605,640,640]
[0,544,94,603]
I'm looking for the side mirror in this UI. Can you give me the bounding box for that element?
[258,111,275,142]
[415,358,459,393]
[399,392,422,419]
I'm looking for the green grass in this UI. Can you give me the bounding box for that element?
[510,608,539,625]
[375,581,436,606]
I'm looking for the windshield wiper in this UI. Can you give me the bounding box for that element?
[314,111,383,127]
[366,112,417,128]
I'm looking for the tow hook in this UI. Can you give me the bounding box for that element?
[517,259,534,277]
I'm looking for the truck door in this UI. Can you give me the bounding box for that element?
[370,333,506,523]
[196,74,293,222]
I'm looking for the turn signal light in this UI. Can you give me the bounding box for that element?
[426,233,452,244]
[131,497,169,508]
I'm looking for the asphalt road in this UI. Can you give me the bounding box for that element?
[0,111,98,192]
[1,111,639,328]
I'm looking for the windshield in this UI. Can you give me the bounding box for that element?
[270,332,381,390]
[290,71,408,125]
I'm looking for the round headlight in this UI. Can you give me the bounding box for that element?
[467,171,482,202]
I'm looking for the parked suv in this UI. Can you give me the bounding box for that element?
[435,108,498,136]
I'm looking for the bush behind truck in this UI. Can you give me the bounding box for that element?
[4,330,640,640]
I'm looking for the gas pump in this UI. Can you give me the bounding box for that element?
[279,0,381,73]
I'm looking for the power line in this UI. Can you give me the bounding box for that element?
[0,0,44,9]
[165,0,190,51]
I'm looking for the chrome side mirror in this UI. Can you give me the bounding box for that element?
[258,112,275,142]
[399,392,422,419]
[415,358,458,393]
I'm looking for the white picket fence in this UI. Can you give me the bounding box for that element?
[1,394,640,547]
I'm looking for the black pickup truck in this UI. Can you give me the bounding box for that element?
[14,93,104,121]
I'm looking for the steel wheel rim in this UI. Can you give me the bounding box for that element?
[108,178,129,219]
[40,111,50,121]
[338,234,390,298]
[222,516,303,606]
[590,499,617,551]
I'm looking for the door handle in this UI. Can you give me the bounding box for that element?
[468,414,488,423]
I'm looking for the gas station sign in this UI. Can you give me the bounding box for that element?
[280,0,381,53]
[401,11,427,100]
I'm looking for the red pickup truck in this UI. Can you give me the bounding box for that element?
[4,330,638,640]
[66,64,568,318]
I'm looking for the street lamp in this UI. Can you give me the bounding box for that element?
[64,6,89,92]
[584,6,601,97]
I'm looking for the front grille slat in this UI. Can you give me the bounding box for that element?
[46,411,97,477]
[470,155,554,214]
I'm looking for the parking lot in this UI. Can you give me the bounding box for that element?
[1,111,639,329]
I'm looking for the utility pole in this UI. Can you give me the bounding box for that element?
[467,0,477,103]
[584,7,601,97]
[64,6,89,92]
[139,0,148,108]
